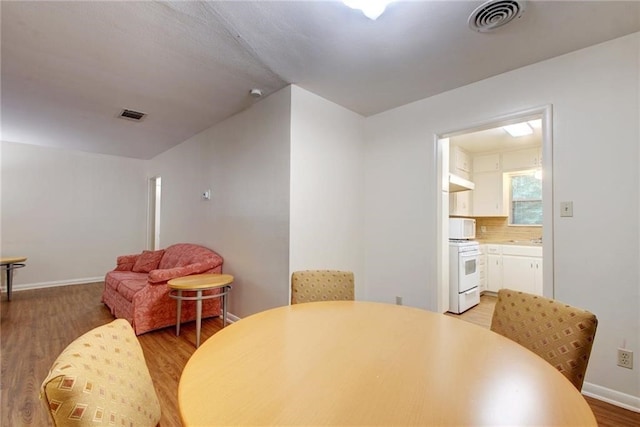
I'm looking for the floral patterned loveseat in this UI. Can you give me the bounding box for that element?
[102,243,223,335]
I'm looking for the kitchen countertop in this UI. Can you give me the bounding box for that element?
[477,239,542,247]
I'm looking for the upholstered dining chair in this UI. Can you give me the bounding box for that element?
[291,270,355,304]
[490,289,598,391]
[40,319,161,427]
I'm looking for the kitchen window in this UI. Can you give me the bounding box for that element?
[508,171,542,225]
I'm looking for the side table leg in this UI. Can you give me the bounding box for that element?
[6,266,12,302]
[222,286,228,328]
[196,290,203,348]
[176,290,182,336]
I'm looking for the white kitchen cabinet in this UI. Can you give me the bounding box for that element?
[473,153,500,173]
[533,258,543,295]
[487,254,502,292]
[472,172,508,217]
[478,245,487,293]
[450,146,472,179]
[501,246,543,295]
[502,255,536,293]
[486,246,502,292]
[449,190,472,216]
[502,148,542,170]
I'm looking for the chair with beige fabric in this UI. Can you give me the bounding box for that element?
[490,289,598,390]
[291,270,355,304]
[40,319,161,426]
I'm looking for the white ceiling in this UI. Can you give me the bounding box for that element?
[2,1,639,159]
[450,120,542,154]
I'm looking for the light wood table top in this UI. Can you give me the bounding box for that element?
[179,301,596,426]
[167,273,233,290]
[0,257,27,265]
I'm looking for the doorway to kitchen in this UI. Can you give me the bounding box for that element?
[147,176,162,250]
[435,105,553,314]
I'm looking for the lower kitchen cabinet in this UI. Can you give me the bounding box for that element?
[501,247,543,296]
[486,253,502,292]
[484,244,542,295]
[502,256,542,295]
[533,258,543,295]
[478,245,487,293]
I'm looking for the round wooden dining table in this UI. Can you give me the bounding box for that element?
[179,301,596,426]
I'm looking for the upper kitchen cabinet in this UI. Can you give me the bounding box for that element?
[473,171,508,216]
[473,153,501,173]
[450,146,472,180]
[502,148,541,170]
[473,153,506,216]
[450,191,472,217]
[449,145,473,217]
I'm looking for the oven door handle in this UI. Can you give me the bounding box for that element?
[464,288,478,295]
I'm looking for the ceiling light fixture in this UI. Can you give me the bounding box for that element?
[342,0,395,20]
[503,122,533,137]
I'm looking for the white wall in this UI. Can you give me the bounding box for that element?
[0,141,147,287]
[289,86,365,299]
[206,87,291,318]
[148,87,292,318]
[145,132,212,247]
[363,33,639,405]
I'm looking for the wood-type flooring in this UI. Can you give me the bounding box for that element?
[1,284,638,426]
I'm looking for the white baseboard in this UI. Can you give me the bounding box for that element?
[582,381,640,413]
[226,312,241,323]
[6,277,104,292]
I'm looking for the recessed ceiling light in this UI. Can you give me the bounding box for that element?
[528,119,542,129]
[342,0,395,20]
[503,122,533,137]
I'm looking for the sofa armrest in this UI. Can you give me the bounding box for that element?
[114,254,140,271]
[148,260,217,283]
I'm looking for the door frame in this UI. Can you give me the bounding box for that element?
[435,105,554,312]
[147,176,162,250]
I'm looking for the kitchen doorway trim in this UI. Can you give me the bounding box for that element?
[435,105,554,313]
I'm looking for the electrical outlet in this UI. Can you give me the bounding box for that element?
[395,296,403,306]
[617,348,633,369]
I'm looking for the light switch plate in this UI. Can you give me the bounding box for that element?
[560,201,573,217]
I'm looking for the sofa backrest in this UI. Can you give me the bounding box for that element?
[159,243,223,270]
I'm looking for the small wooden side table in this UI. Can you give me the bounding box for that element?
[168,273,233,348]
[0,257,27,301]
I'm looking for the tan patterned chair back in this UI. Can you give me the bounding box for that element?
[490,289,598,390]
[40,319,161,426]
[291,270,355,304]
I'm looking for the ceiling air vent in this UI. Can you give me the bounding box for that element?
[119,109,146,121]
[468,0,526,33]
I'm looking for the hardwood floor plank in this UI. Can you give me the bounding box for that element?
[2,284,638,426]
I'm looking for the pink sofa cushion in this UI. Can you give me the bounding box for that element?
[114,254,140,271]
[105,270,148,292]
[118,278,149,302]
[158,243,221,270]
[148,260,217,283]
[132,249,165,273]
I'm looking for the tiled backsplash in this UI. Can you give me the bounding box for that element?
[474,217,541,242]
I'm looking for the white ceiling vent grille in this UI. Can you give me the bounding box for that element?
[119,109,146,121]
[468,0,526,33]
